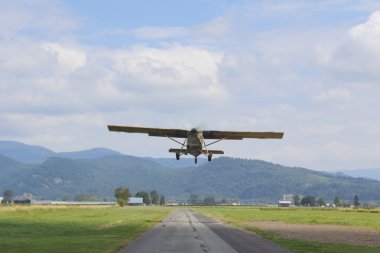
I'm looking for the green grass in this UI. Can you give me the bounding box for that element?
[0,205,172,253]
[194,206,380,253]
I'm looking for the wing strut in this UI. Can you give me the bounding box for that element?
[165,135,187,160]
[204,138,225,148]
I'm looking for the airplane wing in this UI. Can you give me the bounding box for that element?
[107,125,189,138]
[202,130,284,140]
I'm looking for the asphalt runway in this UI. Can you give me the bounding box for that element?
[118,209,294,253]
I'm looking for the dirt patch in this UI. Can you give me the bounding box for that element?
[248,221,380,246]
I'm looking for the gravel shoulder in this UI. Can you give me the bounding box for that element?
[248,221,380,247]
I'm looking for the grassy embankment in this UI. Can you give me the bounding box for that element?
[0,205,172,253]
[195,206,380,253]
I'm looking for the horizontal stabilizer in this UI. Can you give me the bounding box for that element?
[169,148,186,153]
[204,150,224,154]
[169,149,224,155]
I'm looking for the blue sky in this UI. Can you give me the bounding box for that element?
[1,0,380,171]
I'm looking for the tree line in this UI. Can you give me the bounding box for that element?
[188,193,230,206]
[292,194,361,207]
[114,187,165,207]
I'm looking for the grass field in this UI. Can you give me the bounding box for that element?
[2,205,380,253]
[195,206,380,253]
[0,205,172,253]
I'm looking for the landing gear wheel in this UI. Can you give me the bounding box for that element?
[176,152,180,160]
[195,157,198,164]
[208,154,212,162]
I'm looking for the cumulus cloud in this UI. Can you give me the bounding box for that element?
[314,88,351,102]
[318,10,380,83]
[0,0,77,36]
[111,44,223,88]
[42,43,87,73]
[349,11,380,50]
[2,1,380,171]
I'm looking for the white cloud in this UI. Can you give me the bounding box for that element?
[42,43,87,73]
[194,16,231,38]
[0,0,77,36]
[2,1,380,171]
[317,10,380,83]
[349,10,380,50]
[314,88,351,102]
[112,44,223,87]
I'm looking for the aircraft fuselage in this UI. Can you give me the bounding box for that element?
[186,128,204,157]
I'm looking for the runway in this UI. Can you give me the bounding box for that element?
[118,209,293,253]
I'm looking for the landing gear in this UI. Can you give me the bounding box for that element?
[176,152,180,160]
[195,156,198,164]
[208,154,212,162]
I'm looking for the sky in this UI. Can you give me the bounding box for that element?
[1,0,380,171]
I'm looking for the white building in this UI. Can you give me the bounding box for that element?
[278,200,291,207]
[128,197,143,205]
[282,194,294,202]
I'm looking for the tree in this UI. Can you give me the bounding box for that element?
[114,187,131,206]
[159,195,165,206]
[353,195,360,207]
[188,193,200,205]
[150,190,159,205]
[74,194,94,202]
[334,195,341,207]
[293,194,301,206]
[221,198,228,205]
[301,196,316,206]
[2,189,13,203]
[203,197,216,206]
[136,191,150,205]
[316,197,326,207]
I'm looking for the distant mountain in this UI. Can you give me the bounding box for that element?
[0,154,34,189]
[1,144,380,204]
[0,141,55,163]
[58,148,121,160]
[339,169,380,181]
[0,154,20,168]
[0,141,121,163]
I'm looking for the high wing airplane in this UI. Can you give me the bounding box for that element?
[107,125,284,164]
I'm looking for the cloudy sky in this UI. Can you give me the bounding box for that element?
[1,0,380,171]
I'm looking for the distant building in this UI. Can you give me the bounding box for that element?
[278,200,291,207]
[128,197,143,205]
[13,199,32,204]
[282,194,294,202]
[0,197,3,203]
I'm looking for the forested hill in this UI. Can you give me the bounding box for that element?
[1,149,380,203]
[0,141,121,163]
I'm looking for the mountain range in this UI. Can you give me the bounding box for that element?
[339,168,380,181]
[1,140,380,204]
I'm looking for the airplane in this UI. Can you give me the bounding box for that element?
[107,125,284,164]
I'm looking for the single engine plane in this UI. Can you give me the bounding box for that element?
[107,125,283,163]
